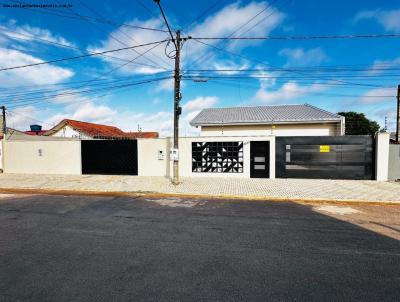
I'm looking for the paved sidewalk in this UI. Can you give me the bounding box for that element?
[0,174,399,203]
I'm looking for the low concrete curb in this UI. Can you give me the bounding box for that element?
[1,187,400,206]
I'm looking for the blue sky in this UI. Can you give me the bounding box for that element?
[0,0,399,136]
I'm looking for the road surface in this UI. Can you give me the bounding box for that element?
[0,193,399,301]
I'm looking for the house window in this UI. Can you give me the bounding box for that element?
[192,141,243,173]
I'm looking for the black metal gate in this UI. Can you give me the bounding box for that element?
[81,140,138,175]
[276,136,374,180]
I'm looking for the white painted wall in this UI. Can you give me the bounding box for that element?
[3,140,82,175]
[138,136,275,179]
[375,132,390,181]
[199,122,343,137]
[51,125,92,139]
[0,139,3,172]
[137,138,172,177]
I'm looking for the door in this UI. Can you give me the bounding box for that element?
[250,141,270,178]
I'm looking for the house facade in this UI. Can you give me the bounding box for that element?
[190,104,345,137]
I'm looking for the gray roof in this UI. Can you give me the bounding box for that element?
[190,104,343,126]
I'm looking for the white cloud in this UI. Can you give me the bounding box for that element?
[365,57,400,75]
[88,18,172,75]
[182,96,218,112]
[6,106,40,130]
[212,60,250,75]
[0,19,76,47]
[354,9,400,33]
[279,47,327,66]
[0,48,74,86]
[43,95,218,137]
[357,87,396,104]
[254,81,326,103]
[45,103,115,126]
[189,1,284,52]
[91,2,283,74]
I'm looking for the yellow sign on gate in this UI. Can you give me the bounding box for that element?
[320,145,330,153]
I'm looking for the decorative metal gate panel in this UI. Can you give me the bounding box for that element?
[192,141,244,173]
[81,140,138,175]
[276,136,374,180]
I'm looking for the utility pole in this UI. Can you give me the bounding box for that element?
[0,106,6,135]
[172,30,182,184]
[154,0,183,184]
[396,85,400,143]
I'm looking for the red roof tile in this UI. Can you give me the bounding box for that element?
[125,132,159,138]
[24,130,48,136]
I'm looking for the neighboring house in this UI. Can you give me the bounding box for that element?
[44,119,158,139]
[190,104,345,137]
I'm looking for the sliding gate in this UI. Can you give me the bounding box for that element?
[276,136,374,180]
[81,140,138,175]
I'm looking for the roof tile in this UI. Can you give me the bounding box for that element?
[190,104,342,126]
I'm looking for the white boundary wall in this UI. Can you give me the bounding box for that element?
[3,140,82,175]
[375,132,390,181]
[0,139,3,172]
[138,136,275,179]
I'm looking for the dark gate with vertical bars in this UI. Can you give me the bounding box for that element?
[276,136,375,180]
[81,140,138,175]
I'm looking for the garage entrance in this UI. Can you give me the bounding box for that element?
[275,136,374,180]
[81,140,138,175]
[250,141,270,178]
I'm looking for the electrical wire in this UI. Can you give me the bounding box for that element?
[0,40,169,72]
[192,34,400,40]
[0,27,169,71]
[52,0,172,71]
[185,0,281,71]
[5,0,168,33]
[191,38,388,88]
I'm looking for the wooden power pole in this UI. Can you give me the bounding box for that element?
[154,0,183,184]
[396,85,400,143]
[172,30,182,184]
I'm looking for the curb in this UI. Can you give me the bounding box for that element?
[0,187,400,206]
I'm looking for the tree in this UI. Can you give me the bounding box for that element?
[337,112,380,135]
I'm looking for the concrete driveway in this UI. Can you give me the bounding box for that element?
[0,193,399,301]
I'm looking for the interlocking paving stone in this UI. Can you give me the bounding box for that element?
[0,174,399,203]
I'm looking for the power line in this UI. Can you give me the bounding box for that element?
[183,78,396,98]
[6,76,172,109]
[52,0,171,71]
[181,0,227,33]
[0,40,168,72]
[192,34,400,40]
[0,27,170,71]
[185,1,280,71]
[153,0,175,42]
[7,110,53,126]
[134,0,166,26]
[6,0,168,33]
[191,38,388,88]
[2,41,168,108]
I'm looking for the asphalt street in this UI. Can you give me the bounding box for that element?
[0,194,399,302]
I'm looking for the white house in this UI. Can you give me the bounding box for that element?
[190,104,345,137]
